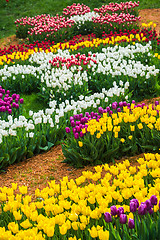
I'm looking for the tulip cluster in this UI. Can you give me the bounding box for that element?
[63,3,91,17]
[0,86,23,119]
[104,195,160,239]
[0,28,159,66]
[65,98,131,140]
[49,53,96,69]
[94,1,139,15]
[93,12,140,28]
[63,100,160,167]
[14,2,141,43]
[0,153,160,239]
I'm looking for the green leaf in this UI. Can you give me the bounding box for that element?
[47,141,54,150]
[141,145,156,150]
[26,150,34,159]
[39,146,48,151]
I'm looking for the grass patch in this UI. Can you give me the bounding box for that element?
[20,93,48,117]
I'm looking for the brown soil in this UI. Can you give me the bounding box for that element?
[139,8,160,35]
[0,9,160,198]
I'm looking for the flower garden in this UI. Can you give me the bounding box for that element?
[0,1,160,239]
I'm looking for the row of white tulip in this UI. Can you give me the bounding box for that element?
[0,42,159,105]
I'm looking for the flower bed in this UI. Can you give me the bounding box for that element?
[0,153,160,239]
[15,2,140,44]
[0,22,160,169]
[1,2,160,239]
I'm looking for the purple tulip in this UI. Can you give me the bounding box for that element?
[150,195,157,206]
[128,218,135,229]
[112,102,118,109]
[0,93,2,98]
[79,113,83,119]
[109,110,113,116]
[70,116,74,122]
[119,214,127,224]
[138,203,147,215]
[117,108,121,112]
[117,207,124,217]
[106,106,110,111]
[132,100,135,104]
[8,109,12,114]
[104,212,112,223]
[20,98,24,104]
[137,104,142,108]
[76,121,80,126]
[65,127,71,133]
[80,131,84,137]
[145,199,153,211]
[98,107,103,114]
[110,205,118,216]
[155,101,159,106]
[130,201,137,213]
[123,101,127,106]
[76,126,81,132]
[91,112,94,117]
[74,133,79,139]
[119,102,123,108]
[142,103,145,108]
[72,128,76,134]
[71,120,75,127]
[15,104,19,109]
[12,102,16,108]
[73,114,78,120]
[1,106,6,112]
[12,93,16,99]
[130,199,139,208]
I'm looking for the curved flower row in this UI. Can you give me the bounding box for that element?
[94,1,139,14]
[0,153,160,239]
[0,27,159,66]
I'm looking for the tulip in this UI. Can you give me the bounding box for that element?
[110,205,118,216]
[145,199,153,211]
[130,199,139,208]
[119,214,127,224]
[138,203,147,215]
[20,98,24,104]
[117,207,124,217]
[74,133,79,139]
[128,218,135,229]
[65,127,71,133]
[150,195,157,206]
[130,201,137,213]
[155,100,159,106]
[104,212,112,223]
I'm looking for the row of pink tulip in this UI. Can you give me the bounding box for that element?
[94,1,139,14]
